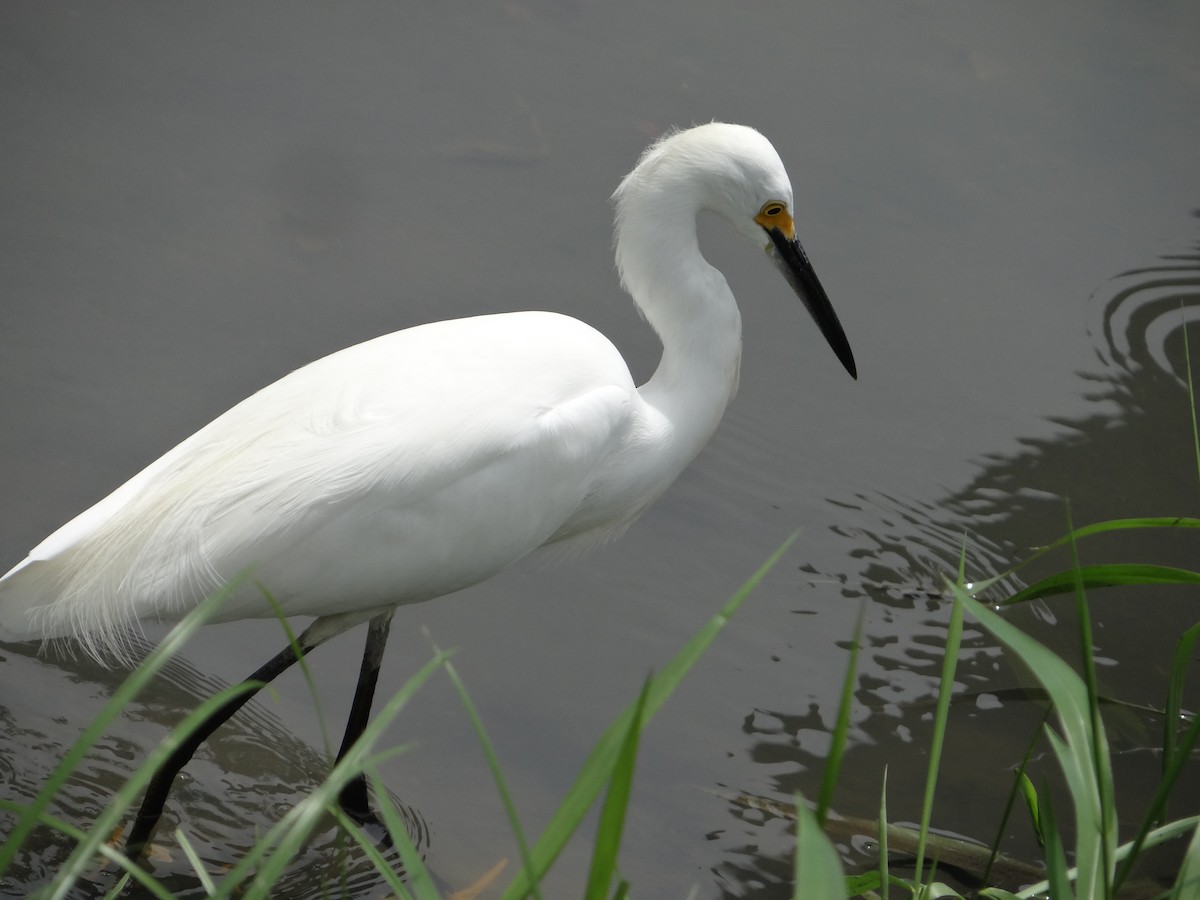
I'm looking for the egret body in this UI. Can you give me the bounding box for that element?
[0,122,855,855]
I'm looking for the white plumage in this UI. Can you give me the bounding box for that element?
[0,122,855,664]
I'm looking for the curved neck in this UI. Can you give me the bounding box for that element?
[615,190,743,462]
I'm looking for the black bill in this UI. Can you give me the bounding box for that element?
[765,227,857,379]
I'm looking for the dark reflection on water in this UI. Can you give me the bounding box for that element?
[713,219,1200,896]
[0,639,430,899]
[1098,212,1200,383]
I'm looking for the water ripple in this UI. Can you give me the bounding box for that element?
[0,641,431,898]
[1090,211,1200,381]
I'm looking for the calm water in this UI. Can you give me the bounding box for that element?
[3,2,1200,896]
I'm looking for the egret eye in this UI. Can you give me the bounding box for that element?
[754,201,792,237]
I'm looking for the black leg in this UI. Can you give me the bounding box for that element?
[335,610,394,823]
[123,612,372,863]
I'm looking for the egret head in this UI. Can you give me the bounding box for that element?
[619,124,790,236]
[681,130,800,254]
[681,123,858,379]
[613,122,856,379]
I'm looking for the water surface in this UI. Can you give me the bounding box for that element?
[3,2,1200,896]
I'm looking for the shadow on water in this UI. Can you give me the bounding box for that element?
[0,637,431,899]
[713,214,1200,897]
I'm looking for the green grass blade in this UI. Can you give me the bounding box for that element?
[260,587,337,763]
[221,650,447,898]
[1016,815,1200,899]
[1164,621,1200,775]
[584,677,650,900]
[1037,787,1072,899]
[843,871,882,895]
[441,655,542,900]
[1068,517,1114,896]
[1172,815,1200,900]
[878,766,889,900]
[1016,773,1043,849]
[793,793,846,899]
[0,576,244,879]
[982,707,1051,887]
[911,591,964,892]
[1034,516,1200,547]
[966,517,1200,597]
[1114,692,1200,890]
[1000,562,1200,606]
[175,828,217,895]
[47,679,260,899]
[921,883,967,898]
[0,802,175,900]
[232,744,425,898]
[328,797,419,900]
[952,587,1115,898]
[500,533,798,900]
[816,603,863,825]
[366,763,441,900]
[235,747,417,899]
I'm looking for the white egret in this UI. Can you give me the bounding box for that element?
[0,122,856,857]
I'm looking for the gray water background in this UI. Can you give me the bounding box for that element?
[3,2,1200,896]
